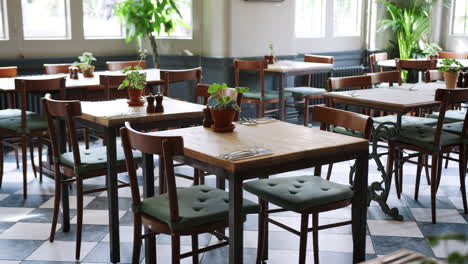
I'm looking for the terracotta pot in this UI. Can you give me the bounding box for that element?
[444,71,459,89]
[127,88,145,106]
[82,66,95,78]
[210,108,236,132]
[264,55,275,65]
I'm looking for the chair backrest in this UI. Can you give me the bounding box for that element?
[106,60,147,71]
[44,63,73,74]
[369,52,388,73]
[424,70,444,82]
[120,122,184,221]
[195,84,244,121]
[366,70,401,86]
[304,55,334,64]
[433,88,468,145]
[233,59,266,98]
[42,94,84,169]
[160,67,202,98]
[437,51,468,60]
[327,75,372,92]
[0,66,18,78]
[312,105,373,139]
[395,59,437,71]
[99,74,146,100]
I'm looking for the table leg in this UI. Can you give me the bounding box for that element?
[57,120,70,232]
[143,153,156,264]
[105,128,120,263]
[278,73,286,121]
[352,151,368,263]
[228,173,243,264]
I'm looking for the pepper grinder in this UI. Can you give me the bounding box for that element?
[146,94,155,113]
[203,106,213,127]
[155,93,164,113]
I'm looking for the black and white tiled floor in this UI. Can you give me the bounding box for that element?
[0,144,467,263]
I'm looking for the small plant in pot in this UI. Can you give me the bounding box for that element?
[422,42,442,60]
[118,66,147,106]
[264,43,275,65]
[207,83,248,132]
[439,59,464,89]
[75,52,97,78]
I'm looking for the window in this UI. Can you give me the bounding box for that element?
[0,0,7,40]
[295,0,326,38]
[83,0,124,39]
[452,0,468,35]
[159,0,192,38]
[21,0,70,39]
[333,0,362,36]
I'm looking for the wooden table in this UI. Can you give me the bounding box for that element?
[377,58,468,69]
[265,60,334,120]
[323,83,444,220]
[61,98,205,263]
[150,121,369,264]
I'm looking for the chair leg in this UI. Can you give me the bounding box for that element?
[193,168,200,185]
[312,213,319,264]
[191,234,199,264]
[38,143,43,182]
[424,155,431,185]
[14,146,19,169]
[132,213,142,264]
[385,144,395,203]
[415,154,423,201]
[171,235,181,264]
[394,150,401,199]
[314,166,322,177]
[21,136,28,199]
[0,141,3,188]
[83,128,90,150]
[256,200,267,264]
[75,177,84,260]
[303,97,310,127]
[298,213,309,264]
[255,104,260,118]
[260,103,265,118]
[445,152,450,169]
[49,162,62,242]
[326,164,333,181]
[436,153,443,193]
[458,145,468,214]
[430,152,439,224]
[398,150,404,197]
[29,139,37,179]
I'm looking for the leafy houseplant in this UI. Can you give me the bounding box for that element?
[114,0,185,69]
[75,52,96,78]
[423,234,468,264]
[207,83,248,132]
[118,49,147,106]
[438,59,464,89]
[265,43,275,65]
[422,42,442,59]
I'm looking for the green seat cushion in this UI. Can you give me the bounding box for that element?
[59,146,142,174]
[427,110,466,123]
[284,87,326,97]
[243,175,354,213]
[0,113,47,133]
[395,125,462,151]
[139,185,259,231]
[373,115,438,127]
[441,122,463,135]
[243,91,290,101]
[0,109,35,119]
[332,126,364,138]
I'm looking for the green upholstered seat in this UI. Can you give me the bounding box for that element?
[0,109,35,119]
[373,115,438,127]
[284,87,326,97]
[331,126,364,138]
[243,175,354,213]
[138,185,259,231]
[395,125,462,151]
[0,113,47,133]
[427,110,466,123]
[243,91,291,101]
[59,146,142,174]
[441,122,463,135]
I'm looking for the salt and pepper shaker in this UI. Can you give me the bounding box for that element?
[155,93,164,113]
[146,94,155,113]
[203,107,213,127]
[68,67,79,80]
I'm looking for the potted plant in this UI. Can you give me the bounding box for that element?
[75,52,96,78]
[422,42,442,60]
[118,66,147,106]
[264,43,275,64]
[438,59,464,89]
[207,83,248,132]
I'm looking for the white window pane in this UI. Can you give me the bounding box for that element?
[333,0,361,36]
[295,0,325,37]
[83,0,123,39]
[453,0,468,35]
[0,0,4,39]
[167,0,192,38]
[22,0,69,39]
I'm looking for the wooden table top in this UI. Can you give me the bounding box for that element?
[78,97,205,127]
[265,60,333,73]
[377,58,468,68]
[0,68,162,92]
[150,121,368,172]
[324,83,445,113]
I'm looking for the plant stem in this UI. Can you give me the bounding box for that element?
[148,34,160,69]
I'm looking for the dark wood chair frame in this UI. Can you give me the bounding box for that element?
[120,122,234,264]
[44,63,73,74]
[256,106,373,264]
[369,52,388,73]
[160,67,202,98]
[437,51,468,60]
[106,60,147,71]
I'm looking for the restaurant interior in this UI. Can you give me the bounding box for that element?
[0,0,467,263]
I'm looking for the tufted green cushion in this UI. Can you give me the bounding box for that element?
[0,109,35,119]
[139,185,259,231]
[284,87,326,97]
[441,122,463,135]
[59,146,142,174]
[373,115,438,127]
[332,126,364,138]
[243,91,291,101]
[427,110,467,123]
[0,114,47,133]
[395,125,462,151]
[243,176,354,213]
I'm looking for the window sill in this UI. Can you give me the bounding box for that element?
[24,37,72,40]
[84,37,126,40]
[449,34,468,37]
[154,36,193,40]
[296,36,325,39]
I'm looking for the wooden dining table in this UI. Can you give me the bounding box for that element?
[150,120,369,264]
[265,60,334,120]
[323,82,445,220]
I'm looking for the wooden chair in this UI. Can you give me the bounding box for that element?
[387,88,468,223]
[244,106,373,264]
[44,63,73,74]
[42,95,141,260]
[106,60,147,71]
[0,66,17,78]
[437,51,468,59]
[234,59,283,118]
[0,77,65,199]
[366,70,401,86]
[369,52,388,73]
[160,67,202,98]
[284,55,334,126]
[396,59,437,83]
[120,122,259,264]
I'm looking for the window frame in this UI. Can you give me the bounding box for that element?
[22,0,72,40]
[332,0,363,37]
[0,0,8,40]
[155,0,193,40]
[82,0,125,40]
[450,0,468,36]
[295,0,327,39]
